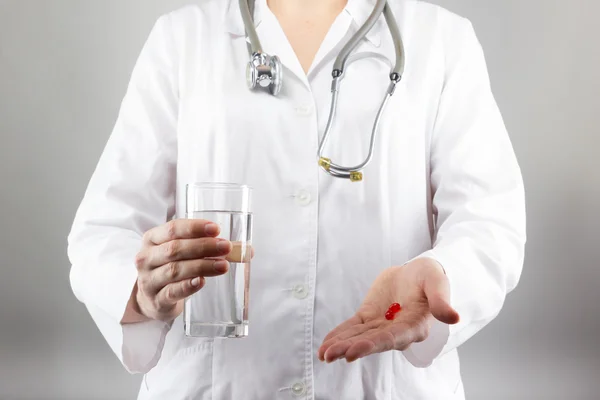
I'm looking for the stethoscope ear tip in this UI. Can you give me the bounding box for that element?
[319,157,364,182]
[349,172,363,182]
[318,157,332,171]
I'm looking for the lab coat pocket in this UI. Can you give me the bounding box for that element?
[140,340,214,400]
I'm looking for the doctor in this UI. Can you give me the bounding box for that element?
[68,0,526,398]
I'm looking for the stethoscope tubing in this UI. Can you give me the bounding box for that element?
[241,0,405,181]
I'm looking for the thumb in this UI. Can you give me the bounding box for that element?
[422,265,460,325]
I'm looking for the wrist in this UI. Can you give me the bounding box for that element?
[411,256,445,275]
[397,257,446,288]
[121,281,151,324]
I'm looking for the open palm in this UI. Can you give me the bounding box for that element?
[318,258,460,363]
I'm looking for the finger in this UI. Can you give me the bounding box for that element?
[147,259,230,293]
[143,219,220,245]
[225,242,254,263]
[147,238,232,269]
[319,320,382,361]
[345,329,397,362]
[318,315,362,361]
[156,277,206,309]
[423,268,460,325]
[344,320,426,363]
[322,315,362,343]
[323,339,354,363]
[345,340,377,362]
[323,325,389,363]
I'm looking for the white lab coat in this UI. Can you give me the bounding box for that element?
[67,0,526,398]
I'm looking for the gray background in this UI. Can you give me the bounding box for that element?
[0,0,598,399]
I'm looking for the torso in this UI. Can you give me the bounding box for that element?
[139,1,467,398]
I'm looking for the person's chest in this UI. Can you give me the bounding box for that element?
[168,1,447,278]
[171,1,445,196]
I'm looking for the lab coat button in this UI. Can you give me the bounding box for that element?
[292,284,308,299]
[291,382,306,396]
[295,190,312,206]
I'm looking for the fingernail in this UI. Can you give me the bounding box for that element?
[191,277,201,287]
[205,223,219,235]
[214,260,229,273]
[217,240,231,252]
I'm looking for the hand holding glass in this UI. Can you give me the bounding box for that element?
[184,183,253,338]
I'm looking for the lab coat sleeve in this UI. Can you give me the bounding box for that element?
[67,14,179,374]
[402,19,526,368]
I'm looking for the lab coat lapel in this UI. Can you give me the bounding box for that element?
[309,0,395,81]
[223,0,410,89]
[224,0,309,89]
[253,1,308,88]
[307,11,356,78]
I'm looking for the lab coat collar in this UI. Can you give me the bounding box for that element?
[345,0,382,47]
[225,0,383,47]
[225,0,265,38]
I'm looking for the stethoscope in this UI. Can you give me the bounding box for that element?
[240,0,405,182]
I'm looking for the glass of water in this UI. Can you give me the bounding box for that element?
[184,183,253,338]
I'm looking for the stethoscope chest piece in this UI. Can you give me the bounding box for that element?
[246,53,283,96]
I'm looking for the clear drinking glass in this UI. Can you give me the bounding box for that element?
[184,183,253,338]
